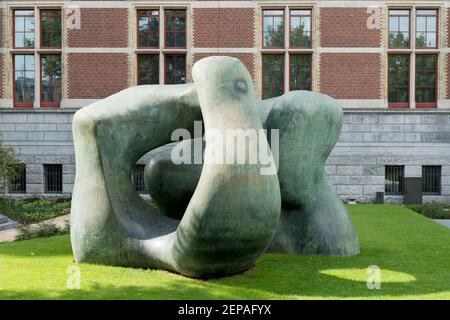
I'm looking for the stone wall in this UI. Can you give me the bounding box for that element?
[0,109,449,203]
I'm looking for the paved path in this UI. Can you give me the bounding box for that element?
[434,219,450,229]
[0,214,70,243]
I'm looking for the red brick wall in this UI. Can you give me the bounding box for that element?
[193,53,255,81]
[320,8,380,47]
[193,8,255,47]
[68,9,128,47]
[67,53,129,99]
[447,54,450,99]
[0,54,4,99]
[0,8,3,48]
[320,53,381,99]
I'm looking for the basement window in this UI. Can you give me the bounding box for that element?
[44,164,62,193]
[9,163,26,194]
[422,166,441,195]
[385,166,405,195]
[132,165,146,193]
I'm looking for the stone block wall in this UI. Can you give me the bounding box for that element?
[0,109,449,203]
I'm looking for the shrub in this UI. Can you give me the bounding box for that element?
[406,202,450,219]
[15,222,69,241]
[0,197,71,224]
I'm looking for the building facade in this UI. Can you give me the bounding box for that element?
[0,0,449,203]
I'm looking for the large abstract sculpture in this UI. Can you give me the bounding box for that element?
[71,56,359,279]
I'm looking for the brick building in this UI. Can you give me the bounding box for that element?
[0,0,449,203]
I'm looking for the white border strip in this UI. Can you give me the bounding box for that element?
[318,47,384,53]
[337,99,387,108]
[60,99,100,109]
[191,47,258,54]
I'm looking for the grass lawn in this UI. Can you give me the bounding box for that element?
[1,204,450,299]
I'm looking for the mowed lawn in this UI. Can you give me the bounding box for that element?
[1,205,450,299]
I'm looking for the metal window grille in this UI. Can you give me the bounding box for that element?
[385,166,404,195]
[44,164,62,193]
[10,163,26,193]
[133,165,146,193]
[422,166,441,195]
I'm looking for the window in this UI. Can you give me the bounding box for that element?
[165,55,186,84]
[263,10,284,48]
[415,55,437,108]
[416,9,437,48]
[14,55,35,108]
[385,166,405,195]
[138,55,159,85]
[388,55,409,108]
[290,54,311,91]
[40,9,62,48]
[138,9,159,48]
[422,166,441,195]
[41,55,62,108]
[9,163,26,194]
[262,54,284,99]
[133,165,146,193]
[44,164,62,193]
[388,10,410,48]
[290,9,311,48]
[14,10,35,48]
[165,9,186,48]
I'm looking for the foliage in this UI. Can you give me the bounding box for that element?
[0,197,71,224]
[1,205,450,299]
[406,202,450,219]
[15,222,69,241]
[0,137,23,192]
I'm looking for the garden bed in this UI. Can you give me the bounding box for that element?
[0,197,71,225]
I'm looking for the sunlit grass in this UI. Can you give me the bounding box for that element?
[1,204,450,299]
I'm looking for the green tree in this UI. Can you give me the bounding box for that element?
[0,137,23,193]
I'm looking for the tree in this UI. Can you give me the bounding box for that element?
[0,137,23,193]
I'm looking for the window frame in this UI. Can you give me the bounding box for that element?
[388,9,411,49]
[137,53,160,85]
[133,164,147,194]
[164,8,187,49]
[40,53,62,108]
[422,166,441,195]
[289,9,312,49]
[415,53,437,109]
[289,53,312,91]
[13,54,35,108]
[261,53,285,99]
[385,165,405,195]
[43,164,63,194]
[387,54,410,109]
[137,8,160,49]
[39,8,62,49]
[262,8,285,49]
[415,8,438,49]
[164,53,187,84]
[13,8,35,49]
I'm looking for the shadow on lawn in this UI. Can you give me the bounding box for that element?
[1,247,449,299]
